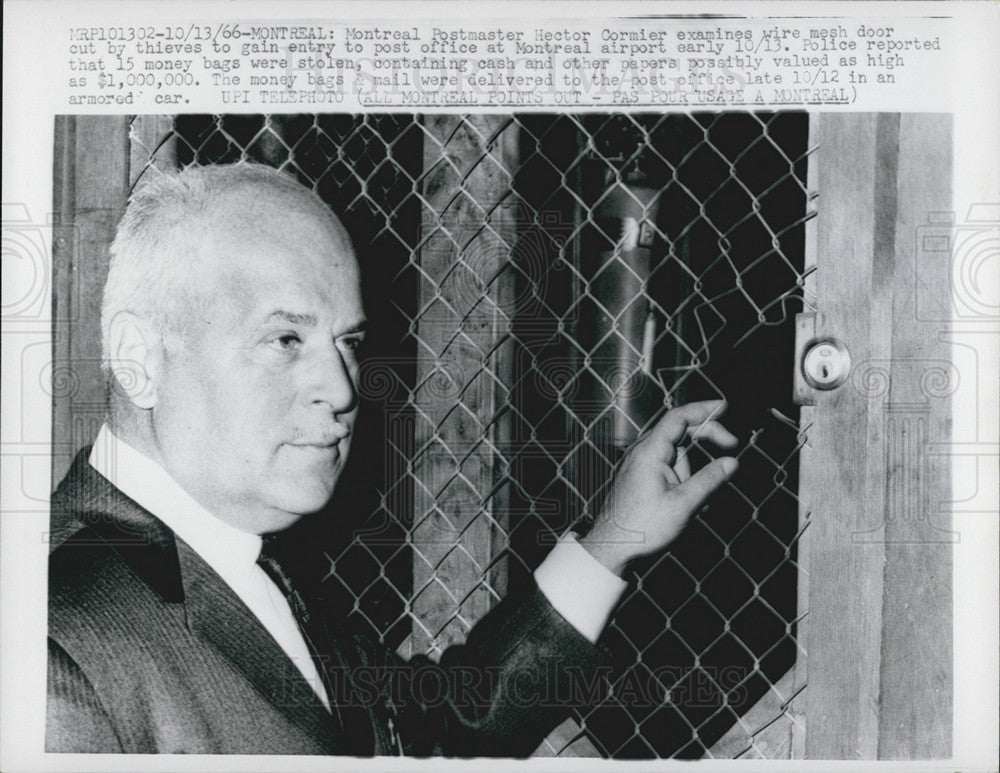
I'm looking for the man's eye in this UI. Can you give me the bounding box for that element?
[340,336,364,353]
[266,333,302,350]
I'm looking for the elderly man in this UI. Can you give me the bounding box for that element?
[47,163,739,755]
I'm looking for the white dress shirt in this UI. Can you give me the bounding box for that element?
[88,425,626,710]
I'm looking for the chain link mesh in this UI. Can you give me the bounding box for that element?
[128,111,815,759]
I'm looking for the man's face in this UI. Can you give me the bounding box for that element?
[152,189,366,534]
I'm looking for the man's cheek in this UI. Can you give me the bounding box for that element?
[217,378,278,426]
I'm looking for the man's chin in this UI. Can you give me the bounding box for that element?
[267,481,337,522]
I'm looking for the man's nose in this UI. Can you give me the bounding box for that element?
[306,345,358,414]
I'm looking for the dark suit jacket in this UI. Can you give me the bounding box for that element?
[47,450,606,755]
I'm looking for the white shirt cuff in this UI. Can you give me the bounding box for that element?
[533,532,628,644]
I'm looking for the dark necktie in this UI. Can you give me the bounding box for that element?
[256,535,345,731]
[256,535,403,754]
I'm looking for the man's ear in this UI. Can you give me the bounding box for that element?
[106,311,163,410]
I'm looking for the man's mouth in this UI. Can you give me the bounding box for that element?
[287,440,342,453]
[287,424,351,449]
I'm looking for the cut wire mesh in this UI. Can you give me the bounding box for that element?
[129,111,814,759]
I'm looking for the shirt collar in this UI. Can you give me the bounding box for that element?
[88,424,262,576]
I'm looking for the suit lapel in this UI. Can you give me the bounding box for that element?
[177,540,344,754]
[53,450,345,754]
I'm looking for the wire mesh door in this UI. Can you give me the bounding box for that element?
[128,111,814,759]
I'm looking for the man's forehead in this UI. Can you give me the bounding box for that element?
[202,186,356,262]
[184,255,363,338]
[171,186,361,312]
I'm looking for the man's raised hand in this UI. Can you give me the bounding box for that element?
[580,400,740,576]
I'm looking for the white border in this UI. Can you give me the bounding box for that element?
[3,2,998,771]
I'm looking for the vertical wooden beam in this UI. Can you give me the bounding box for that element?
[809,112,888,760]
[51,116,130,490]
[876,113,953,758]
[789,114,822,762]
[799,114,952,759]
[410,116,517,655]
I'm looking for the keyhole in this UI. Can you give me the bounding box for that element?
[802,338,850,391]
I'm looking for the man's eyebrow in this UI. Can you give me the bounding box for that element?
[339,320,368,336]
[262,311,368,335]
[264,310,317,326]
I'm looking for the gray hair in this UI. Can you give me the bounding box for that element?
[101,163,327,369]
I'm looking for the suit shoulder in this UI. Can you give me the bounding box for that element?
[48,470,184,625]
[49,526,133,600]
[48,527,178,644]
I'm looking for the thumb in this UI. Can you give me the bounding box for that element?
[671,457,738,516]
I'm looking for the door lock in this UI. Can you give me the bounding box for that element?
[793,313,852,405]
[802,339,851,390]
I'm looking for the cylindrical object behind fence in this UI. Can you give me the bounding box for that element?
[586,179,664,448]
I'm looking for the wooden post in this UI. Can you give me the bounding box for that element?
[409,116,517,656]
[798,113,953,759]
[51,116,130,490]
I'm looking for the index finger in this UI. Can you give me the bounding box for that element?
[648,400,728,448]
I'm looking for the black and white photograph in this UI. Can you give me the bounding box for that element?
[35,108,967,759]
[2,3,998,771]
